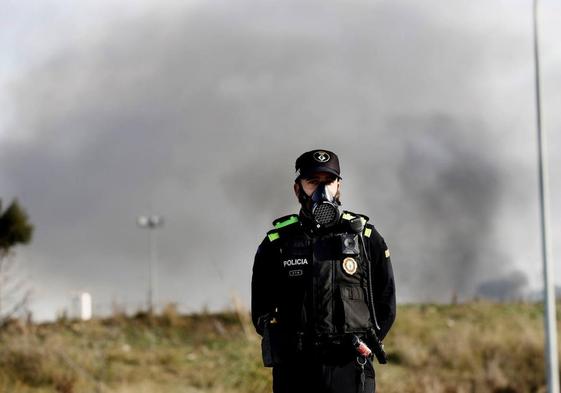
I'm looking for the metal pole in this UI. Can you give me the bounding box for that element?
[533,1,560,392]
[137,215,163,315]
[148,228,154,314]
[149,226,159,314]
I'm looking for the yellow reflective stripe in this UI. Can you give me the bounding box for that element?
[364,227,372,238]
[274,215,299,229]
[268,232,280,241]
[385,249,390,258]
[342,213,355,220]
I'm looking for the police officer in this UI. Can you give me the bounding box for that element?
[251,149,396,393]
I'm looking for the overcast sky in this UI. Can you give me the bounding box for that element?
[1,0,561,321]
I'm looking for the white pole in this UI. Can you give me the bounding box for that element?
[533,1,560,392]
[148,228,154,313]
[137,215,163,315]
[149,225,159,314]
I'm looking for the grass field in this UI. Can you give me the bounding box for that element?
[0,302,559,393]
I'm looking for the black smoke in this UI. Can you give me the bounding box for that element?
[476,270,529,300]
[1,0,553,318]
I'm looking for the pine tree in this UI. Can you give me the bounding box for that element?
[0,199,34,323]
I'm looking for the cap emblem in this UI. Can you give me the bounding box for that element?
[313,151,330,163]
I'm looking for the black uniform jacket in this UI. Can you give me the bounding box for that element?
[251,211,396,343]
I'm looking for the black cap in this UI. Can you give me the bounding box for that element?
[295,149,341,180]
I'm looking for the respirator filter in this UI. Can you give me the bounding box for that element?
[310,183,340,228]
[313,202,339,227]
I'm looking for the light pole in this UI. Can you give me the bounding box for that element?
[532,1,559,392]
[137,215,164,314]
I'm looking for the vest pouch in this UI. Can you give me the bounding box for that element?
[339,284,371,333]
[261,321,283,367]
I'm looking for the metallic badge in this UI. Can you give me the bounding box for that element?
[313,151,330,163]
[342,257,357,275]
[289,270,303,277]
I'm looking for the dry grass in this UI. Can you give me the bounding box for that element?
[378,302,554,393]
[0,301,558,393]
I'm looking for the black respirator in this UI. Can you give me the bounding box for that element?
[299,183,341,229]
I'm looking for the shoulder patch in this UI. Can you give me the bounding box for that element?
[272,214,299,229]
[363,222,376,238]
[267,230,280,242]
[342,210,370,222]
[267,214,301,242]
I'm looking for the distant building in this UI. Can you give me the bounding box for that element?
[71,292,92,320]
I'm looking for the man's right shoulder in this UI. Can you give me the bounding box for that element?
[265,213,300,243]
[255,214,299,258]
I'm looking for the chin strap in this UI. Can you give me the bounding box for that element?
[297,187,313,211]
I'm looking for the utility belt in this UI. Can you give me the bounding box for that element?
[261,324,371,367]
[307,333,365,364]
[308,333,360,349]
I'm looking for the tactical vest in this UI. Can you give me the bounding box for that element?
[267,212,375,342]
